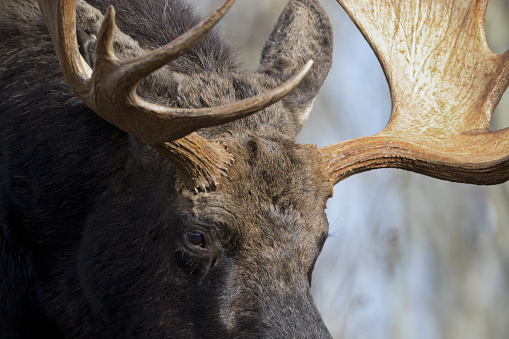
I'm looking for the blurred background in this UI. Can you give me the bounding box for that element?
[190,0,509,338]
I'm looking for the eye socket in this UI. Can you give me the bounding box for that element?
[179,230,217,274]
[184,231,206,248]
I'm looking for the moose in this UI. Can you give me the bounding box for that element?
[1,0,508,337]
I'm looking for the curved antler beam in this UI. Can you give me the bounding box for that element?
[38,0,313,144]
[321,0,509,185]
[39,0,314,191]
[320,128,509,185]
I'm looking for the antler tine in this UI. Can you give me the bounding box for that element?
[94,5,116,63]
[319,0,509,186]
[119,0,235,86]
[38,0,314,146]
[38,0,92,95]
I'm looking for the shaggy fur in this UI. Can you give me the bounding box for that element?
[0,0,333,337]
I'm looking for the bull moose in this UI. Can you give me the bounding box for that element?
[1,0,508,337]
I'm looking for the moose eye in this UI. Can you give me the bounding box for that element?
[184,231,206,248]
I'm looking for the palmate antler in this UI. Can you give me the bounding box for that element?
[320,0,509,185]
[38,0,313,191]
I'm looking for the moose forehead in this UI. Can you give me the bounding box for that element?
[180,134,331,257]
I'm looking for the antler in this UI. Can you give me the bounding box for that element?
[320,0,509,185]
[38,0,312,190]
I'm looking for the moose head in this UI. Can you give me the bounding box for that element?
[1,0,507,337]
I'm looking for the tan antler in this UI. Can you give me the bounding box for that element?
[320,0,509,185]
[38,0,312,191]
[38,0,313,144]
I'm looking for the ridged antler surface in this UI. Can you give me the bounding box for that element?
[320,0,509,185]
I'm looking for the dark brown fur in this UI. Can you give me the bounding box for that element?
[0,0,334,337]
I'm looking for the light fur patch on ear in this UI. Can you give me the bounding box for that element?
[298,98,316,126]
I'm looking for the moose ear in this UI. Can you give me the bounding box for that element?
[258,0,333,129]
